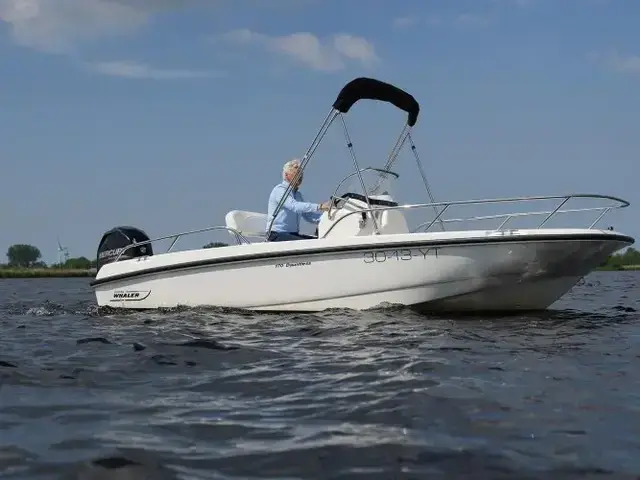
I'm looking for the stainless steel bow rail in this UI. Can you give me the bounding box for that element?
[109,193,629,264]
[112,226,251,263]
[320,193,630,238]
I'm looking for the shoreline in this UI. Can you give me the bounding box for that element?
[0,268,95,278]
[596,265,640,271]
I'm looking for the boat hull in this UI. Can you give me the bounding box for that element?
[91,229,633,313]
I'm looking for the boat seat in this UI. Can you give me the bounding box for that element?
[225,210,268,241]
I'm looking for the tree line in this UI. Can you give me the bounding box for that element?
[1,244,95,270]
[2,242,230,270]
[600,246,640,270]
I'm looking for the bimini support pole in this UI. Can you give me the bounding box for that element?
[369,124,410,195]
[266,108,339,240]
[338,114,380,234]
[407,132,445,231]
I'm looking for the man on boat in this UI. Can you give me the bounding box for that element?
[266,159,331,241]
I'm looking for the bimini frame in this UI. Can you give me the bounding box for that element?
[266,77,445,239]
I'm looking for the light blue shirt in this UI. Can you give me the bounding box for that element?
[267,181,322,233]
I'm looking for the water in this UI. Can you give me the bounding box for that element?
[1,272,639,479]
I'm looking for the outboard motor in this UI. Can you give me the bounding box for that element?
[96,226,153,273]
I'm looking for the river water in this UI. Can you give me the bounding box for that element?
[1,272,639,479]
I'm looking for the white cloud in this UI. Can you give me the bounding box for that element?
[85,60,222,80]
[332,34,377,65]
[392,16,419,29]
[1,1,376,76]
[589,50,640,74]
[0,0,222,79]
[0,0,151,54]
[0,0,318,55]
[218,28,379,72]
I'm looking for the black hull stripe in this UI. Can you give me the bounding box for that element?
[90,233,634,287]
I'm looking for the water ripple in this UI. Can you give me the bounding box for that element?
[1,272,639,479]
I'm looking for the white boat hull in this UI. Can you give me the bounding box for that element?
[91,228,633,313]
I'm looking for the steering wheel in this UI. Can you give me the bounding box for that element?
[327,192,398,220]
[327,195,345,220]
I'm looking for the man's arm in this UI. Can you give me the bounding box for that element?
[280,188,320,214]
[301,210,323,224]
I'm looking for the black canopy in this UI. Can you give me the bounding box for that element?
[332,77,420,127]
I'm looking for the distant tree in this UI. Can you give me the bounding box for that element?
[6,244,42,267]
[64,256,92,269]
[602,247,640,269]
[621,247,640,264]
[203,242,228,249]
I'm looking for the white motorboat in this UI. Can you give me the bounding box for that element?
[90,77,634,312]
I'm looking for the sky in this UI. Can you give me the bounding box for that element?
[1,0,639,264]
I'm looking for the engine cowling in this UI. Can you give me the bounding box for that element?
[96,226,153,273]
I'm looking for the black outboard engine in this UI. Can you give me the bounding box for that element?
[96,226,153,273]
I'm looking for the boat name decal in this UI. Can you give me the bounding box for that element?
[363,248,440,264]
[275,261,311,268]
[110,290,151,301]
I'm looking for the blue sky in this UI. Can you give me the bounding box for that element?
[1,0,638,263]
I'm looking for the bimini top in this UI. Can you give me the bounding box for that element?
[332,77,420,127]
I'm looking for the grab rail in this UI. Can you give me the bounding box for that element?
[412,206,613,232]
[320,193,630,238]
[113,225,252,262]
